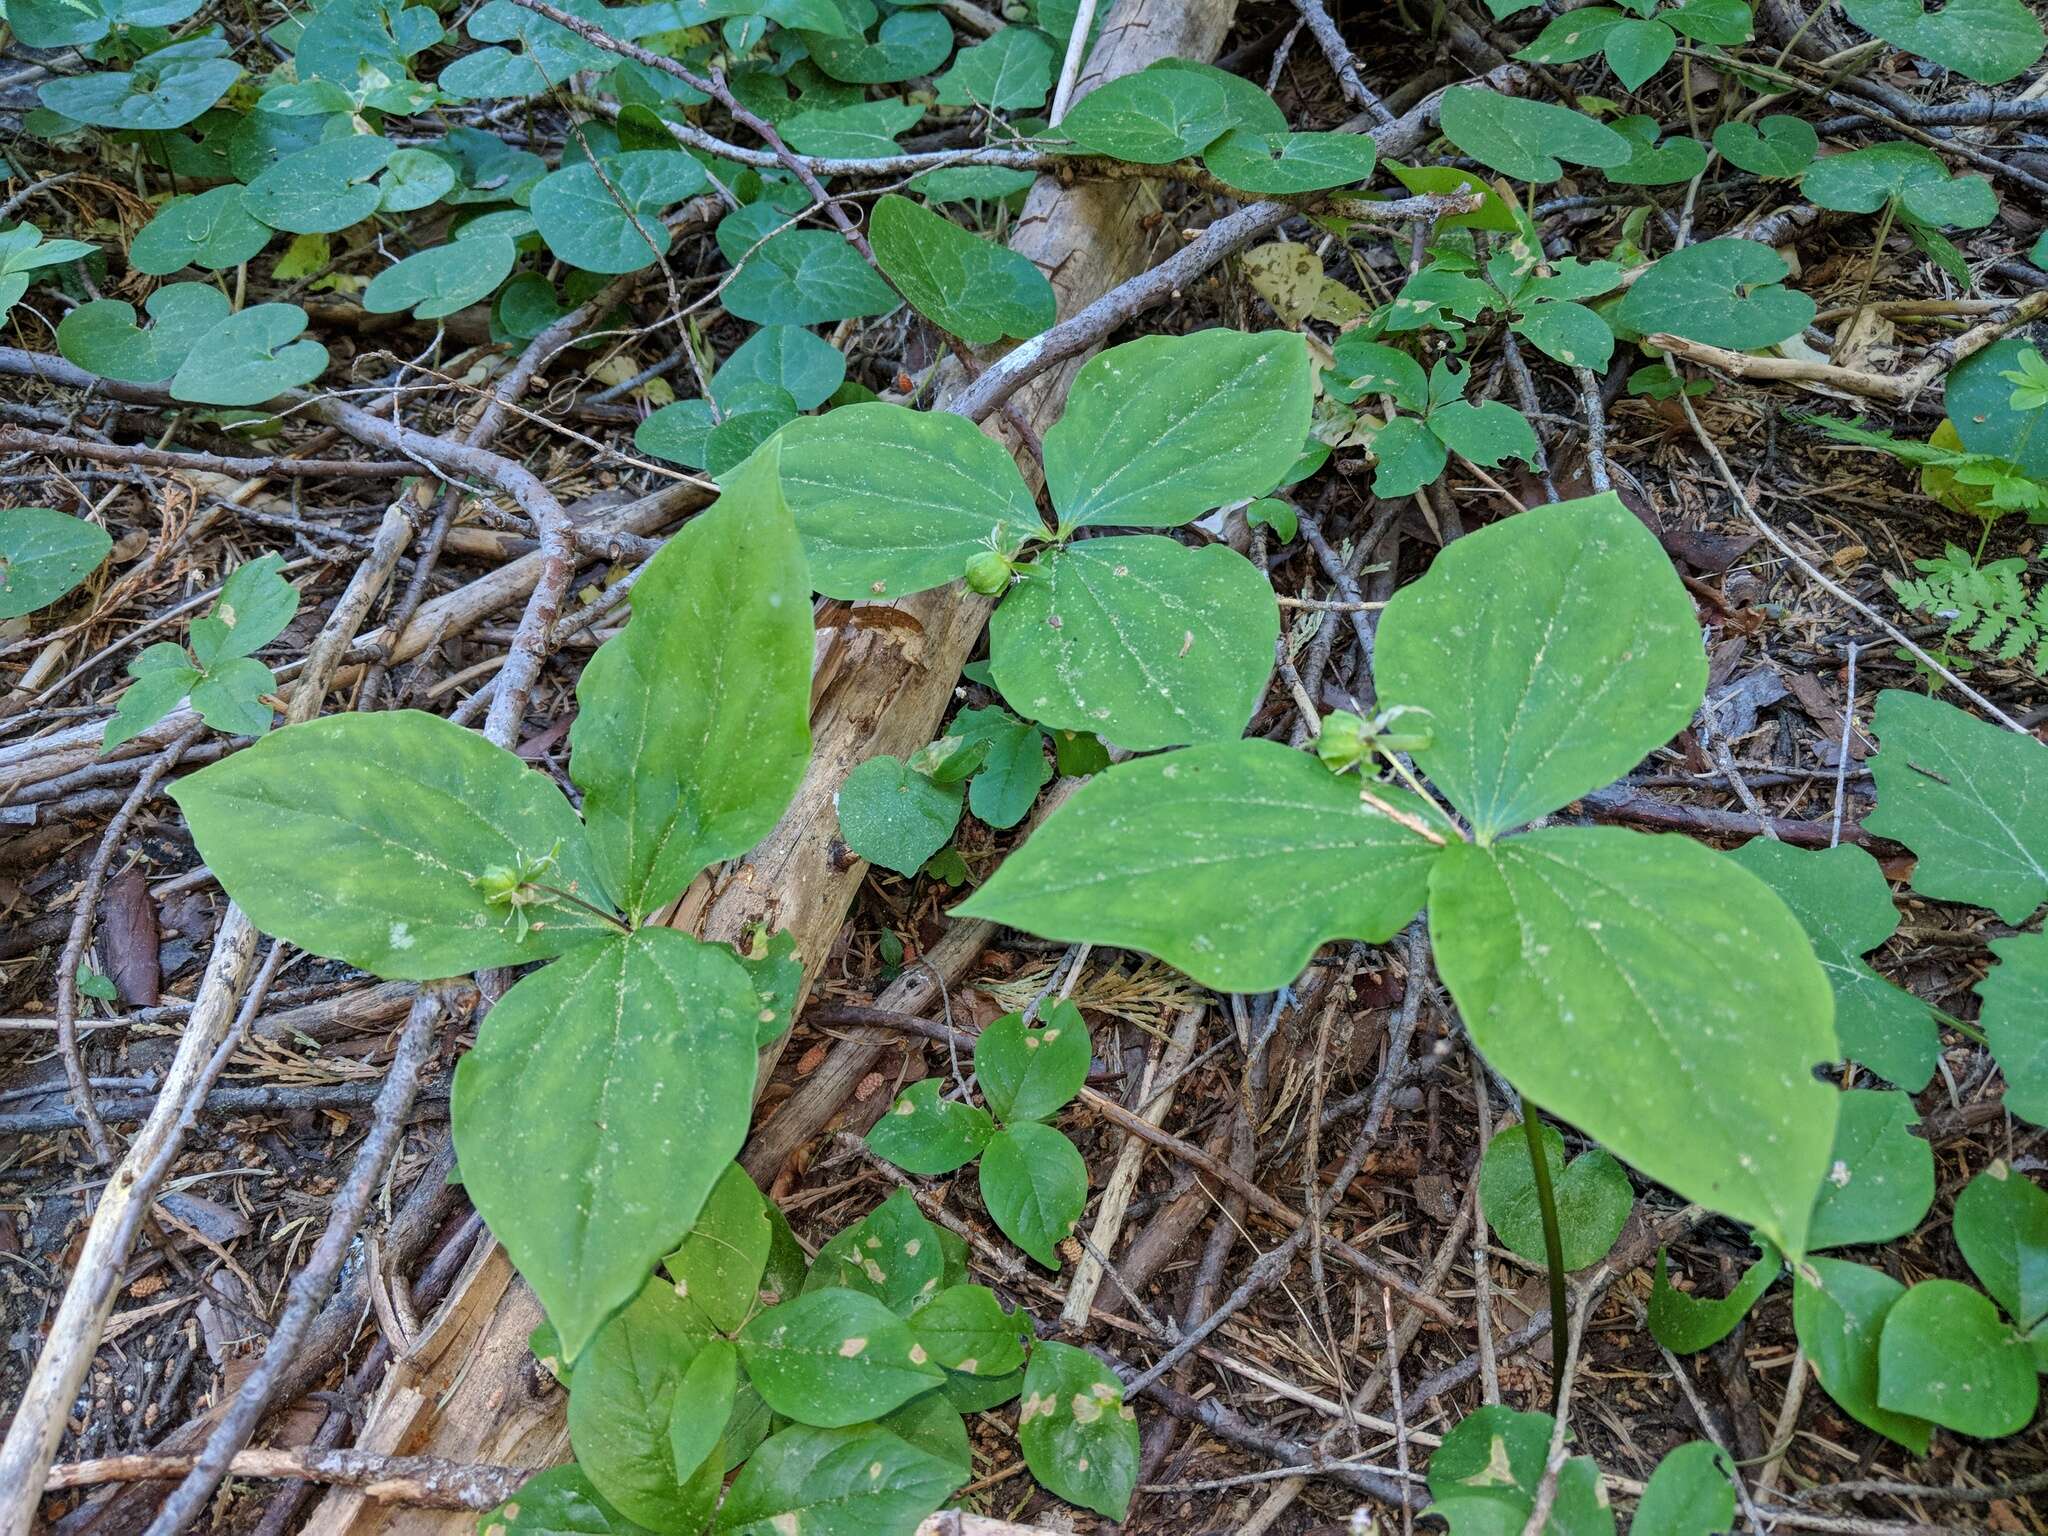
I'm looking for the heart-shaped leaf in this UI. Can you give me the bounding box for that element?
[803,8,953,83]
[936,25,1053,110]
[0,507,111,620]
[1045,329,1312,531]
[9,0,201,48]
[1017,1342,1139,1520]
[1634,1443,1736,1536]
[1713,114,1818,178]
[363,234,516,319]
[1878,1279,2039,1436]
[1843,0,2044,83]
[169,303,328,405]
[1794,1258,1932,1453]
[129,185,273,275]
[1438,86,1633,183]
[870,194,1056,344]
[1058,69,1231,163]
[1613,238,1815,349]
[715,324,844,412]
[1376,493,1706,838]
[1479,1120,1632,1270]
[989,535,1278,750]
[533,151,708,274]
[1608,115,1708,186]
[38,39,239,129]
[1729,840,1937,1090]
[1202,128,1378,193]
[1808,1089,1934,1250]
[1424,1405,1614,1534]
[955,739,1446,992]
[835,754,963,876]
[724,227,901,326]
[1955,1163,2048,1333]
[58,283,231,382]
[783,98,925,159]
[1863,689,2048,924]
[241,134,396,235]
[1980,933,2048,1127]
[455,929,759,1361]
[1431,827,1838,1258]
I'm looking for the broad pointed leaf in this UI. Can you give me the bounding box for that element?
[1807,1089,1934,1251]
[1430,827,1838,1257]
[713,1424,960,1536]
[935,25,1053,109]
[979,1120,1086,1266]
[170,709,610,977]
[1058,69,1231,163]
[957,739,1446,992]
[1017,1341,1139,1519]
[835,755,963,876]
[1376,493,1707,838]
[737,1288,944,1425]
[1202,129,1378,193]
[870,194,1056,344]
[532,151,708,274]
[724,227,902,326]
[1045,330,1312,531]
[1843,0,2043,83]
[1479,1120,1632,1271]
[1634,1443,1735,1536]
[990,535,1276,750]
[1713,115,1818,178]
[910,1285,1025,1375]
[1955,1163,2048,1333]
[975,1000,1089,1123]
[169,303,328,406]
[453,929,759,1359]
[868,1079,997,1175]
[776,401,1041,600]
[569,442,812,921]
[1423,1404,1614,1535]
[129,185,273,275]
[0,507,111,620]
[363,234,516,319]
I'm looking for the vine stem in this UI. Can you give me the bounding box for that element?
[1521,1103,1570,1416]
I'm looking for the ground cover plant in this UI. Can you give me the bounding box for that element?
[3,0,2048,1532]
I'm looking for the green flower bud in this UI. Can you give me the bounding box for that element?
[964,549,1012,594]
[1315,711,1369,774]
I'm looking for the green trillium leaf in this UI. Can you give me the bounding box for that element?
[662,1163,773,1336]
[956,739,1447,993]
[1430,828,1838,1259]
[453,928,760,1360]
[988,535,1279,751]
[775,400,1042,600]
[170,709,612,978]
[1375,493,1707,838]
[569,442,812,921]
[1045,329,1313,531]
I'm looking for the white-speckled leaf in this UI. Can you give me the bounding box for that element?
[452,928,760,1360]
[1430,827,1838,1258]
[988,535,1277,750]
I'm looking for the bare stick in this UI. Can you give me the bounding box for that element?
[1047,0,1098,125]
[1291,0,1396,122]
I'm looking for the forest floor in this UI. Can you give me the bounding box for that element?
[5,0,2048,1532]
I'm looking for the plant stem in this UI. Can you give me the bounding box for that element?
[1521,1103,1570,1416]
[530,883,631,935]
